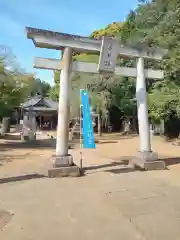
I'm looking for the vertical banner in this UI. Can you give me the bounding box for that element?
[80,89,96,149]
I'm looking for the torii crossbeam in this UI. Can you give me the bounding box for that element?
[33,57,164,79]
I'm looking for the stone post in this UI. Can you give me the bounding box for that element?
[136,57,151,152]
[49,47,80,177]
[29,113,36,140]
[1,117,10,135]
[133,57,165,170]
[55,47,72,157]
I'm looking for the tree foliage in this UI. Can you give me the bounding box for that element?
[49,71,60,101]
[0,53,51,118]
[50,0,180,132]
[118,0,180,122]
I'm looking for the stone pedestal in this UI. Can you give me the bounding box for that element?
[21,112,36,142]
[21,131,36,142]
[1,117,10,135]
[52,154,73,167]
[132,151,166,170]
[48,154,80,178]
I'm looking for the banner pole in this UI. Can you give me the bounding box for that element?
[80,89,83,149]
[80,89,83,169]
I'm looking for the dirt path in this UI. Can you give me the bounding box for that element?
[0,136,180,239]
[0,136,180,174]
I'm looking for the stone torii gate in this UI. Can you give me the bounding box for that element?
[25,27,167,176]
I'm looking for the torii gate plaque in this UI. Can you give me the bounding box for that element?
[25,27,167,176]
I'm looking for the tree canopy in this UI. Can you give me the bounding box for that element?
[42,0,180,133]
[0,52,51,118]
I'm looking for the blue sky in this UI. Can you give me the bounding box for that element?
[0,0,139,85]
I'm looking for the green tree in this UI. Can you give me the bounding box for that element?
[49,71,60,101]
[0,58,24,117]
[50,0,180,135]
[0,53,51,119]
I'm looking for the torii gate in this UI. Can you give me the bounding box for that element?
[25,27,167,177]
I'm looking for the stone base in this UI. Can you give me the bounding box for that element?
[52,154,73,167]
[21,133,36,141]
[132,151,166,170]
[49,154,81,178]
[48,165,80,178]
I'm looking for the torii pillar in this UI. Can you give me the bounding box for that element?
[132,57,166,170]
[55,48,73,160]
[49,47,80,177]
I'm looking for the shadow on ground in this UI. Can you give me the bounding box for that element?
[82,156,137,175]
[110,155,180,168]
[104,167,136,174]
[95,140,118,144]
[0,139,77,151]
[0,173,46,185]
[83,156,180,175]
[160,157,180,166]
[83,162,124,171]
[95,133,138,141]
[0,139,56,150]
[83,158,130,171]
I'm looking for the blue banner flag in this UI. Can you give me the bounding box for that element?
[80,89,96,149]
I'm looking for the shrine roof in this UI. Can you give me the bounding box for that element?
[21,96,58,111]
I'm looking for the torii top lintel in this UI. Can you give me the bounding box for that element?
[25,27,168,60]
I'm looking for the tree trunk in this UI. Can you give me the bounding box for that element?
[132,116,136,133]
[97,115,102,136]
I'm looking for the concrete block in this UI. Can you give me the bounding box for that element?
[132,151,166,170]
[21,133,36,141]
[137,151,158,162]
[52,154,73,167]
[48,165,81,178]
[144,161,166,170]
